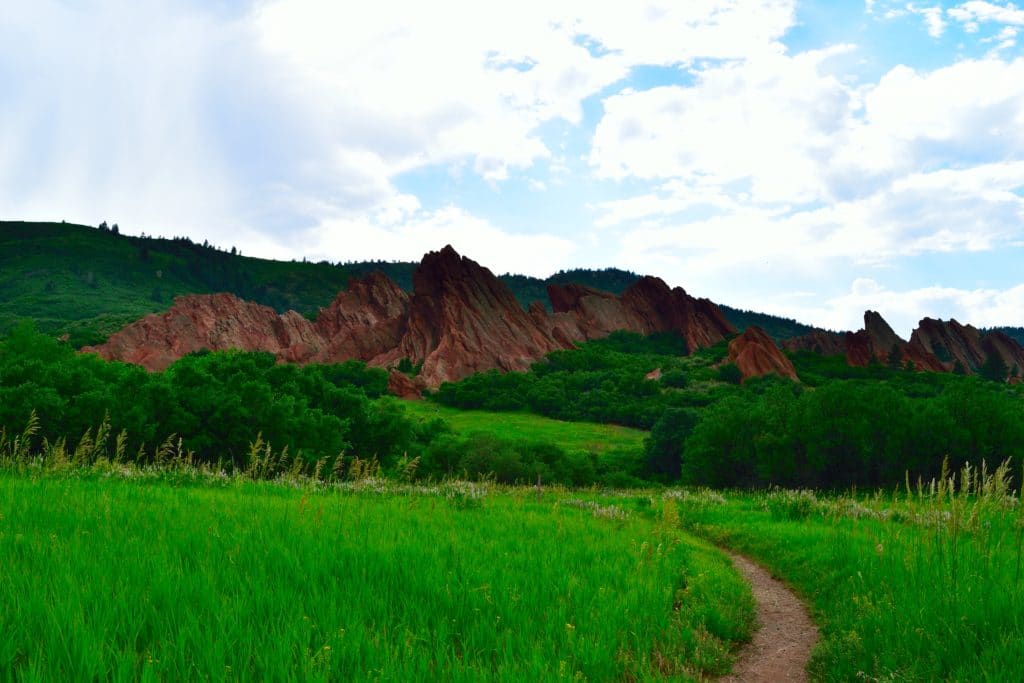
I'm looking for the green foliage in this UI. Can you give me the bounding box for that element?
[681,377,1024,488]
[716,363,742,385]
[0,325,656,484]
[399,401,645,456]
[980,350,1009,382]
[659,368,689,388]
[0,323,423,468]
[644,407,699,480]
[434,334,707,430]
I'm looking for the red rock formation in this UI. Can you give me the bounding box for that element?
[908,318,1024,379]
[85,245,741,389]
[727,326,799,382]
[847,310,943,368]
[621,276,736,350]
[910,318,986,372]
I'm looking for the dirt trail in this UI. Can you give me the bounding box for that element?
[720,552,819,683]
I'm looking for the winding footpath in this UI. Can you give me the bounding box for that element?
[721,552,819,683]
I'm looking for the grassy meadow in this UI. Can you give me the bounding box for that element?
[0,466,754,681]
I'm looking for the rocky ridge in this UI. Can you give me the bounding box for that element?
[783,311,1024,379]
[84,245,737,390]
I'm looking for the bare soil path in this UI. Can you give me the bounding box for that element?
[720,552,819,682]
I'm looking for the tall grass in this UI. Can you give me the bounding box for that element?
[676,461,1024,681]
[0,414,754,681]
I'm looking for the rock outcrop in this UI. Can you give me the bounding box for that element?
[909,318,1024,378]
[727,326,799,382]
[782,311,1024,377]
[82,293,322,371]
[545,276,735,351]
[85,245,736,392]
[387,370,423,400]
[981,331,1024,378]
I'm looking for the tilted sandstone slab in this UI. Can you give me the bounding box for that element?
[727,326,799,382]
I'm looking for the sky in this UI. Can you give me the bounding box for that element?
[2,0,1024,335]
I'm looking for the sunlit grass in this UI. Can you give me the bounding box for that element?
[399,400,646,454]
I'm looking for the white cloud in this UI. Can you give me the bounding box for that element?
[0,1,246,244]
[591,179,738,228]
[612,162,1024,289]
[589,46,855,204]
[909,5,947,37]
[251,0,799,187]
[948,1,1024,27]
[0,0,802,254]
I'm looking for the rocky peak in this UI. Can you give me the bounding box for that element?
[863,310,904,359]
[84,245,752,391]
[389,247,564,387]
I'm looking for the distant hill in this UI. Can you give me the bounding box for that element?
[499,268,640,310]
[719,305,818,341]
[1,220,821,347]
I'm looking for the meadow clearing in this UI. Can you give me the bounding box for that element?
[3,411,1024,680]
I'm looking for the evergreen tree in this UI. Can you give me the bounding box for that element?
[980,353,1008,382]
[887,343,903,370]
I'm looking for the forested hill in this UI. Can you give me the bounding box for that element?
[1,220,820,346]
[986,327,1024,346]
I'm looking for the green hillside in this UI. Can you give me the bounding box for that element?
[986,326,1024,346]
[718,304,818,340]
